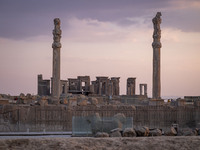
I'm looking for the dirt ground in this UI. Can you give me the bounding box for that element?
[0,136,200,150]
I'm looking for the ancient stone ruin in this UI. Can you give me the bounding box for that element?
[38,13,166,101]
[127,78,136,96]
[152,12,162,99]
[1,13,200,138]
[52,18,62,100]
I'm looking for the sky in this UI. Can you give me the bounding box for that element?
[0,0,200,98]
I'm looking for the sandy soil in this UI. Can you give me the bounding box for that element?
[0,136,200,150]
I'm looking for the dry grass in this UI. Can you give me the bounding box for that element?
[0,136,200,150]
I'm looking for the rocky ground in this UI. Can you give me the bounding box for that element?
[0,136,200,150]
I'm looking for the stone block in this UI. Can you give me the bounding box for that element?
[164,127,177,136]
[95,132,109,138]
[88,97,98,105]
[77,100,88,106]
[135,126,149,137]
[109,128,122,137]
[149,128,162,136]
[182,129,198,136]
[123,128,136,137]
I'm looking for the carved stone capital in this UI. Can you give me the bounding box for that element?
[152,42,162,48]
[52,42,62,48]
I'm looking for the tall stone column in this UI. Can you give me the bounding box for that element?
[52,18,62,99]
[127,78,136,96]
[139,84,143,95]
[152,12,162,99]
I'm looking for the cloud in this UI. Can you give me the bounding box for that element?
[169,0,200,9]
[1,0,199,40]
[62,17,153,44]
[63,18,129,43]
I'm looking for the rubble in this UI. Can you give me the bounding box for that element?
[109,128,122,137]
[135,126,149,137]
[164,127,177,136]
[123,128,137,137]
[149,128,162,136]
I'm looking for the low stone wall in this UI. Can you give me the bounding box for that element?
[135,105,199,130]
[0,104,199,132]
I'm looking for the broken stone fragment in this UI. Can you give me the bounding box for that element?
[164,127,177,136]
[77,100,87,106]
[123,128,137,137]
[182,128,198,136]
[135,126,149,137]
[110,128,122,137]
[38,96,48,106]
[149,128,162,136]
[88,97,98,105]
[95,132,109,138]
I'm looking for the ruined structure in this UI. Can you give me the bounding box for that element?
[140,84,147,96]
[91,77,120,96]
[1,104,200,132]
[37,75,50,96]
[127,78,136,96]
[37,18,148,99]
[60,80,68,95]
[110,77,120,96]
[67,76,120,96]
[2,13,200,136]
[152,12,162,99]
[51,18,62,99]
[68,76,90,95]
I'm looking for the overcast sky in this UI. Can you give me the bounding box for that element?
[0,0,200,98]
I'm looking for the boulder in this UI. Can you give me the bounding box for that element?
[88,97,98,105]
[164,127,177,136]
[19,93,26,99]
[123,128,136,137]
[197,129,200,135]
[60,98,68,104]
[69,101,77,107]
[177,130,184,136]
[183,128,198,136]
[77,100,88,106]
[149,128,162,136]
[95,132,109,138]
[110,128,122,137]
[77,95,87,101]
[31,95,37,101]
[38,96,48,106]
[135,126,149,137]
[26,93,32,99]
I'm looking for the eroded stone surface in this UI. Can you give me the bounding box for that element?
[152,12,162,99]
[123,128,137,137]
[52,18,62,99]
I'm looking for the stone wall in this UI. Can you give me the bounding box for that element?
[0,104,199,132]
[37,75,50,96]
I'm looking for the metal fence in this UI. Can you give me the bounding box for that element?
[72,116,133,136]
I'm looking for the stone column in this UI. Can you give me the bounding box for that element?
[111,77,120,96]
[144,84,147,96]
[127,78,136,96]
[152,12,162,99]
[139,84,143,95]
[99,82,102,95]
[108,82,113,96]
[52,18,62,99]
[140,84,147,96]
